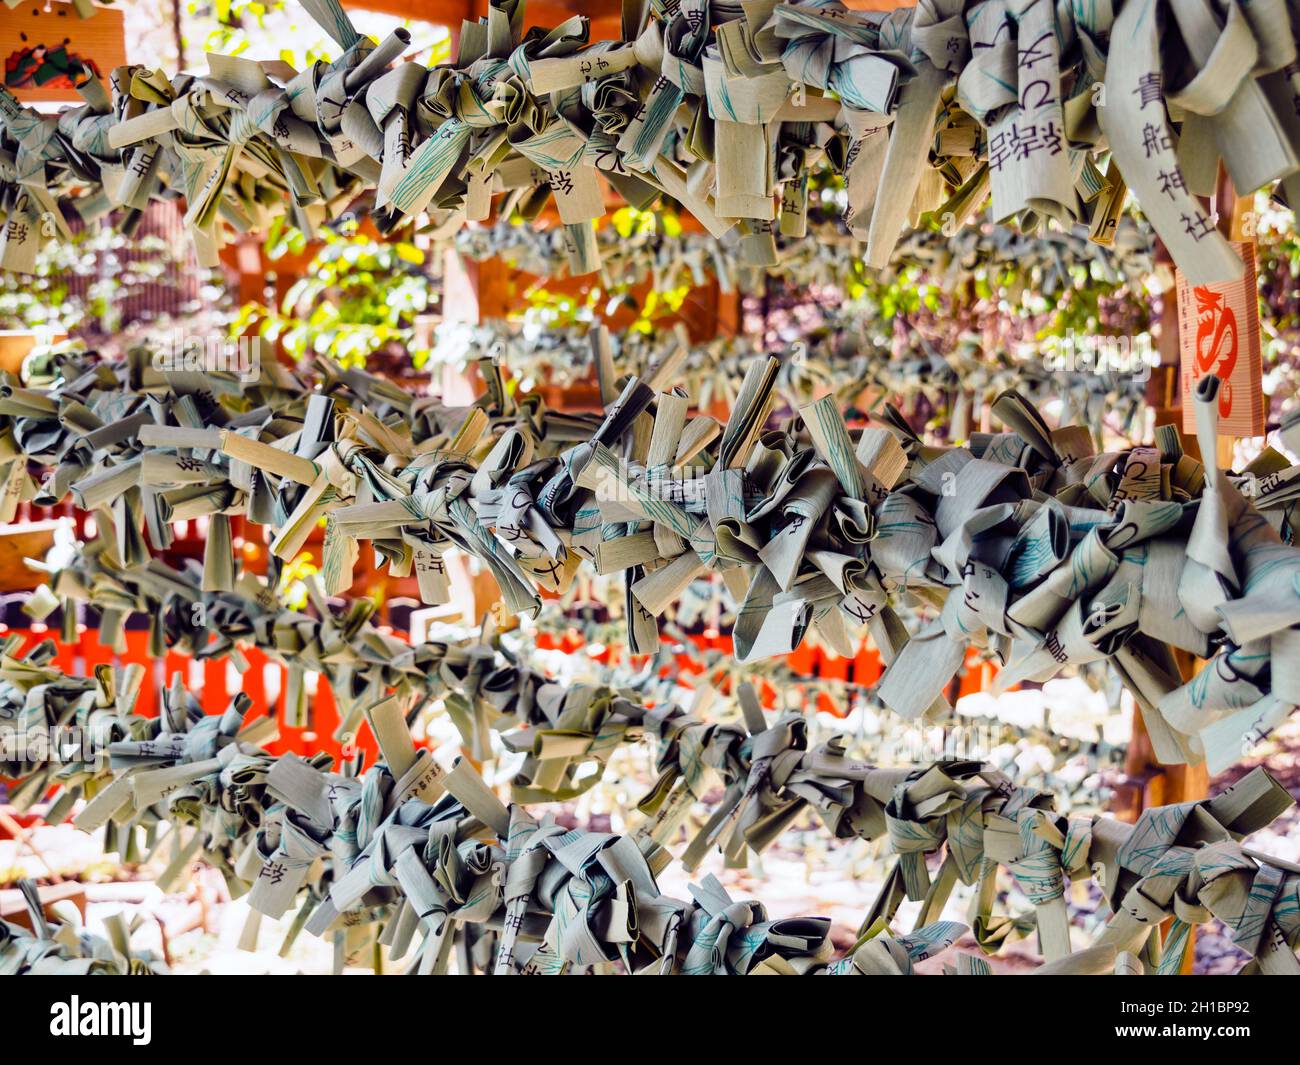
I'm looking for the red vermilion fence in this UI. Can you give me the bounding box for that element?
[2,623,376,764]
[534,629,997,718]
[6,498,1001,773]
[6,621,997,765]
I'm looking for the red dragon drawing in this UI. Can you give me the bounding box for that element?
[1191,285,1237,418]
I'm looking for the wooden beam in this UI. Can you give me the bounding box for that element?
[342,0,622,31]
[0,880,86,930]
[0,521,58,593]
[342,0,471,24]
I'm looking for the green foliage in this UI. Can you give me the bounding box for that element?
[845,264,942,318]
[0,227,186,334]
[523,286,600,329]
[522,208,690,331]
[196,0,338,66]
[233,223,434,369]
[192,1,450,71]
[277,550,320,610]
[840,243,1150,342]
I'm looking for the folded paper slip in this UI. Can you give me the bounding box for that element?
[4,0,1296,283]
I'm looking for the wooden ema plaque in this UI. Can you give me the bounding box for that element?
[1177,240,1266,438]
[3,2,125,105]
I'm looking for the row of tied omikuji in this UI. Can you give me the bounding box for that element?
[0,0,1289,287]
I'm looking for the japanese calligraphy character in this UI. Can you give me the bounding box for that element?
[1181,210,1215,241]
[1157,167,1186,199]
[1141,123,1172,157]
[988,129,1010,172]
[1017,31,1053,69]
[259,861,287,884]
[1134,72,1162,109]
[547,170,575,195]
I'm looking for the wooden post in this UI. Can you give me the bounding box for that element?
[1126,172,1262,970]
[1212,168,1256,468]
